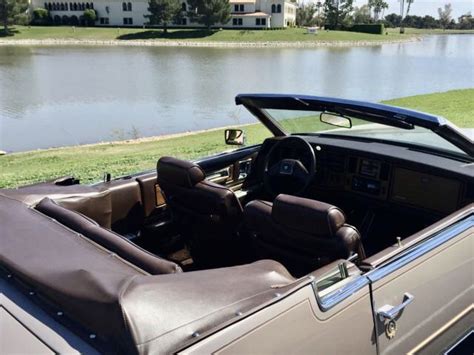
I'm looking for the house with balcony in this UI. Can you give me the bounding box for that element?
[32,0,296,28]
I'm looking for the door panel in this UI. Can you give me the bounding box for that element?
[201,149,260,205]
[136,173,162,218]
[181,284,376,355]
[368,219,473,354]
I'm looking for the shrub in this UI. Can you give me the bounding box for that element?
[53,14,62,25]
[83,9,96,26]
[62,15,70,25]
[32,7,50,25]
[14,13,31,26]
[70,15,79,25]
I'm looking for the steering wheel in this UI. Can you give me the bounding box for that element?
[263,136,316,197]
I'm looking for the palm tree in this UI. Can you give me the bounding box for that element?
[316,1,323,27]
[400,0,414,33]
[368,0,388,21]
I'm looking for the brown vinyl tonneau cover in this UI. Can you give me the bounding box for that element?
[0,193,297,354]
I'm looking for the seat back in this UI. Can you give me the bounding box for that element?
[157,157,245,267]
[157,157,243,230]
[36,198,182,275]
[244,194,364,275]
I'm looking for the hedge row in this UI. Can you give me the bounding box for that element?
[346,24,385,35]
[325,23,385,35]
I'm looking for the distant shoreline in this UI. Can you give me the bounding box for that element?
[0,36,422,48]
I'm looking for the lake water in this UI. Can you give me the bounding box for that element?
[0,34,472,152]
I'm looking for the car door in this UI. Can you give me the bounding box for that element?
[198,146,260,200]
[181,260,377,355]
[366,211,473,354]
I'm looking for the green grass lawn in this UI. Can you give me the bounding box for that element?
[383,89,473,128]
[0,26,411,42]
[2,26,472,43]
[0,89,472,189]
[386,27,474,35]
[2,26,472,44]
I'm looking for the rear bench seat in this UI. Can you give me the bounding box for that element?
[36,198,182,275]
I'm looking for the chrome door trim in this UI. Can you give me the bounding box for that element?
[367,215,473,283]
[314,275,370,311]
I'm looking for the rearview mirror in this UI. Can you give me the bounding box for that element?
[320,112,352,128]
[225,129,245,146]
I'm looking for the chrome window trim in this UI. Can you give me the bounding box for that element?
[445,329,473,354]
[314,275,370,312]
[314,214,473,312]
[367,215,473,283]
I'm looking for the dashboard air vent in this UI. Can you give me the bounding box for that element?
[320,152,346,173]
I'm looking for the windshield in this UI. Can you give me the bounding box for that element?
[264,109,467,156]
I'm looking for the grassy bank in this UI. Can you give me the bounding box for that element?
[1,26,471,44]
[387,28,474,35]
[0,89,472,188]
[0,26,411,43]
[383,89,473,128]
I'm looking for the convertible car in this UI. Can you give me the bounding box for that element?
[1,94,473,354]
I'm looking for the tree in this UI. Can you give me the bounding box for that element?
[83,9,96,26]
[421,15,438,28]
[352,5,371,24]
[187,0,231,30]
[0,0,29,33]
[368,0,388,21]
[438,3,452,29]
[405,0,414,18]
[324,0,353,29]
[146,0,181,33]
[457,12,473,29]
[315,1,324,26]
[398,0,414,33]
[384,13,401,27]
[296,3,318,27]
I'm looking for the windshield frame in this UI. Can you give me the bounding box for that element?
[236,94,473,158]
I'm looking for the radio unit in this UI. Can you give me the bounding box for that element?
[352,176,381,196]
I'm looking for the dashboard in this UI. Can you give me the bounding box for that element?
[254,136,473,216]
[313,145,470,215]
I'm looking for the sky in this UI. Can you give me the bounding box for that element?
[351,0,473,18]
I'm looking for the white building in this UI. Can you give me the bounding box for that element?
[32,0,296,28]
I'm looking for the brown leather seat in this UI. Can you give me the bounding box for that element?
[36,198,182,275]
[157,157,244,266]
[243,194,365,276]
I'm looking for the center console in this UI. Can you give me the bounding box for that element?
[345,157,390,200]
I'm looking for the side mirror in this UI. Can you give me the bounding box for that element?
[225,129,245,146]
[320,112,352,128]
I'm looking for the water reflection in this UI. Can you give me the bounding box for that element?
[0,35,472,152]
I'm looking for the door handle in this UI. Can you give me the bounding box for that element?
[377,293,414,321]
